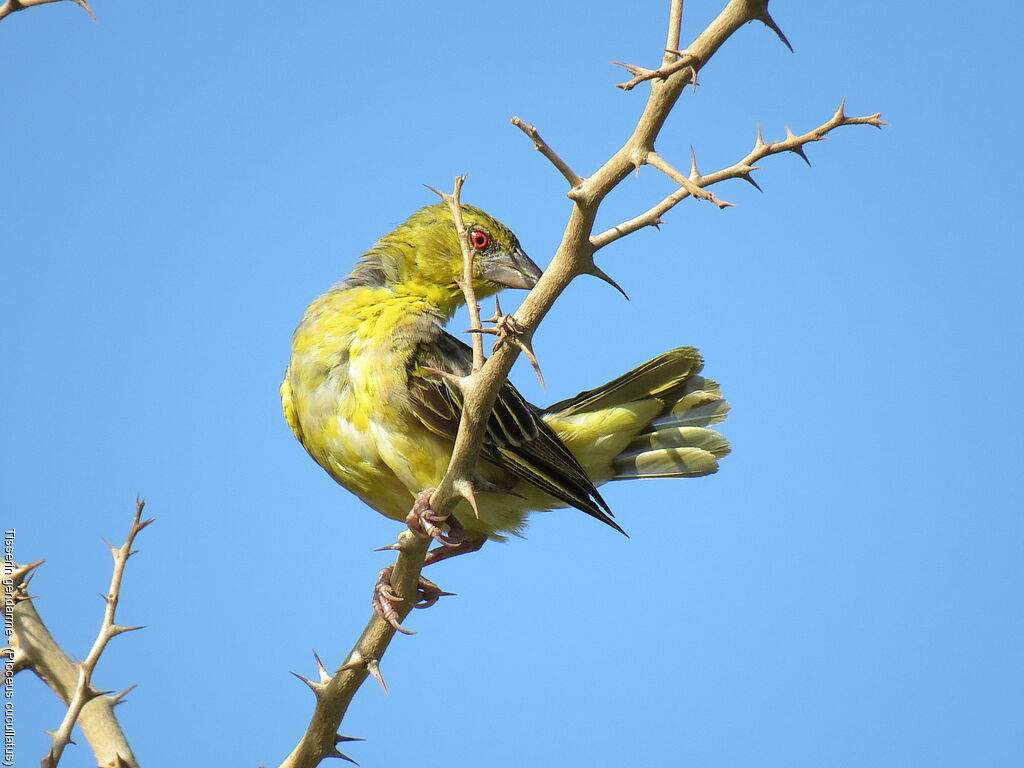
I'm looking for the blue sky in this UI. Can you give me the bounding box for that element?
[4,1,1022,766]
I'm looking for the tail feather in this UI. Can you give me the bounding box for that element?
[613,426,730,479]
[541,347,730,485]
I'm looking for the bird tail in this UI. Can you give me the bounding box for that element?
[540,347,730,484]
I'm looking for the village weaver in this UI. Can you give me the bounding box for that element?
[281,202,730,630]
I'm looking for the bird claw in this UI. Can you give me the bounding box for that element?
[406,489,465,547]
[372,565,454,634]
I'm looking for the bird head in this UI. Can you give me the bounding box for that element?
[350,203,542,316]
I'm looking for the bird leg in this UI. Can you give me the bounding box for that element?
[423,535,486,567]
[373,490,488,633]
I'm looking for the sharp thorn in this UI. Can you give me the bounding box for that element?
[585,262,629,300]
[754,123,766,151]
[422,184,446,201]
[455,480,481,519]
[330,748,359,765]
[336,734,366,744]
[760,9,794,52]
[689,145,699,180]
[312,649,331,684]
[111,684,137,705]
[373,543,400,552]
[291,671,321,694]
[835,96,847,122]
[366,659,388,694]
[10,559,45,584]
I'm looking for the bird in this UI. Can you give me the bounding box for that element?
[281,202,730,629]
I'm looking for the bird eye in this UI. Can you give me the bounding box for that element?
[469,230,490,250]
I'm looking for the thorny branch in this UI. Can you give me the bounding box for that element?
[0,0,95,22]
[42,500,151,768]
[591,100,886,249]
[3,502,148,768]
[276,531,429,768]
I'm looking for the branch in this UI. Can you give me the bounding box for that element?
[276,531,429,768]
[510,117,583,190]
[430,176,486,372]
[4,506,146,768]
[41,500,151,768]
[591,100,886,248]
[0,0,95,22]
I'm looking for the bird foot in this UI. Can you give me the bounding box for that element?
[372,565,455,635]
[406,489,465,547]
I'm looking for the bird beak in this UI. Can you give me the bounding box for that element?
[481,246,543,290]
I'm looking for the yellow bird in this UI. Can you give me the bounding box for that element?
[281,203,729,624]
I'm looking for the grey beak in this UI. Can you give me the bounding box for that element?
[481,246,543,290]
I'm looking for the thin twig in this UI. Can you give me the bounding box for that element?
[647,150,733,208]
[510,117,583,190]
[591,101,885,249]
[614,49,700,92]
[0,0,95,22]
[663,0,685,64]
[441,176,486,372]
[42,500,152,768]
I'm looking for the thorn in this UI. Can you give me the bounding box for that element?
[584,261,629,300]
[373,543,400,552]
[366,659,388,694]
[689,146,699,181]
[792,144,811,166]
[338,654,362,673]
[9,559,45,584]
[110,684,137,706]
[515,338,545,390]
[834,97,847,122]
[784,125,797,142]
[754,124,766,151]
[739,165,763,192]
[463,327,500,336]
[688,66,699,93]
[422,184,446,201]
[109,624,145,636]
[312,649,331,684]
[336,734,365,743]
[328,748,359,765]
[101,537,117,556]
[454,479,481,519]
[760,8,794,52]
[290,671,321,695]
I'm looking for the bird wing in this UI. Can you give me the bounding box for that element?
[407,329,623,533]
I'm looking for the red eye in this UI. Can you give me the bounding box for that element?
[469,230,490,250]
